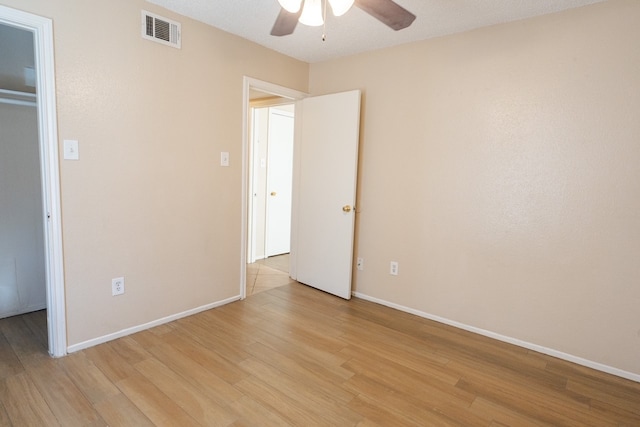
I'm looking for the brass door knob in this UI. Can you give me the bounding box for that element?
[342,205,352,213]
[270,192,277,196]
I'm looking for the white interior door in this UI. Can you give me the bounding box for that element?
[266,107,294,256]
[294,90,361,299]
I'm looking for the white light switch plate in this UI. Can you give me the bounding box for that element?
[63,139,79,160]
[221,151,230,167]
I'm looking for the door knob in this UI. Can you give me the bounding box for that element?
[270,192,277,196]
[342,205,352,213]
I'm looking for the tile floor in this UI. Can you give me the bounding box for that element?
[246,253,295,296]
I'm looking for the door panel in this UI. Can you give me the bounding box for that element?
[266,108,294,256]
[295,90,361,299]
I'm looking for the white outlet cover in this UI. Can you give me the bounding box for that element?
[390,261,399,276]
[112,277,125,296]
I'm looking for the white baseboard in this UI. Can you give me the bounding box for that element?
[353,291,640,384]
[66,295,241,354]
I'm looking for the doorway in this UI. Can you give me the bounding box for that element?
[241,79,361,301]
[241,78,306,299]
[0,24,46,320]
[0,6,66,357]
[249,103,295,261]
[246,97,295,296]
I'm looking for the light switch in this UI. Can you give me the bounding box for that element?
[221,151,230,167]
[63,139,79,160]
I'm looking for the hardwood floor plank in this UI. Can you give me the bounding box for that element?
[344,373,488,427]
[26,358,104,426]
[175,316,253,364]
[342,350,476,407]
[566,377,640,414]
[183,310,256,346]
[58,351,120,404]
[107,336,153,365]
[249,343,354,404]
[263,286,348,322]
[338,315,450,367]
[247,309,349,355]
[0,398,11,427]
[340,336,455,385]
[249,335,355,384]
[238,356,362,425]
[129,329,166,349]
[143,342,244,407]
[134,358,238,426]
[84,343,140,383]
[347,393,430,427]
[157,331,249,385]
[234,375,341,427]
[226,395,293,427]
[0,373,61,426]
[545,356,640,393]
[456,377,617,427]
[115,373,200,427]
[93,393,155,427]
[0,332,23,380]
[446,357,582,405]
[588,398,640,426]
[470,397,554,427]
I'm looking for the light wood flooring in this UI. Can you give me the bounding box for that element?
[1,283,639,426]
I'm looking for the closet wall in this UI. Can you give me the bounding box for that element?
[0,24,46,318]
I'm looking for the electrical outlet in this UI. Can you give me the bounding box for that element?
[357,257,364,271]
[390,261,399,276]
[112,277,125,296]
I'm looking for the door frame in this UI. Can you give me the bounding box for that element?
[241,77,306,299]
[0,6,66,357]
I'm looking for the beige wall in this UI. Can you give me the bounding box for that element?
[310,0,640,376]
[1,0,308,345]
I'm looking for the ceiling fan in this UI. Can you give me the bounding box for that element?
[271,0,416,37]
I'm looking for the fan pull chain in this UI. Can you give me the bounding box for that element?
[322,0,327,41]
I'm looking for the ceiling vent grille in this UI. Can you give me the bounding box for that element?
[141,11,181,49]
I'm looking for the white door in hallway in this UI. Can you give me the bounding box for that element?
[265,107,294,257]
[294,90,361,300]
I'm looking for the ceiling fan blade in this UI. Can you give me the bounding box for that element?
[270,8,302,36]
[355,0,416,31]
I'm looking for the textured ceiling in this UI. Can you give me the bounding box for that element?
[145,0,606,63]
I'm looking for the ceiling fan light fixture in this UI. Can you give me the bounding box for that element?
[277,0,302,13]
[299,0,324,26]
[328,0,354,17]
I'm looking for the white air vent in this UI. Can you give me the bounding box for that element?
[141,11,181,49]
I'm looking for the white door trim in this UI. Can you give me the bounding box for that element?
[241,77,306,299]
[0,6,66,357]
